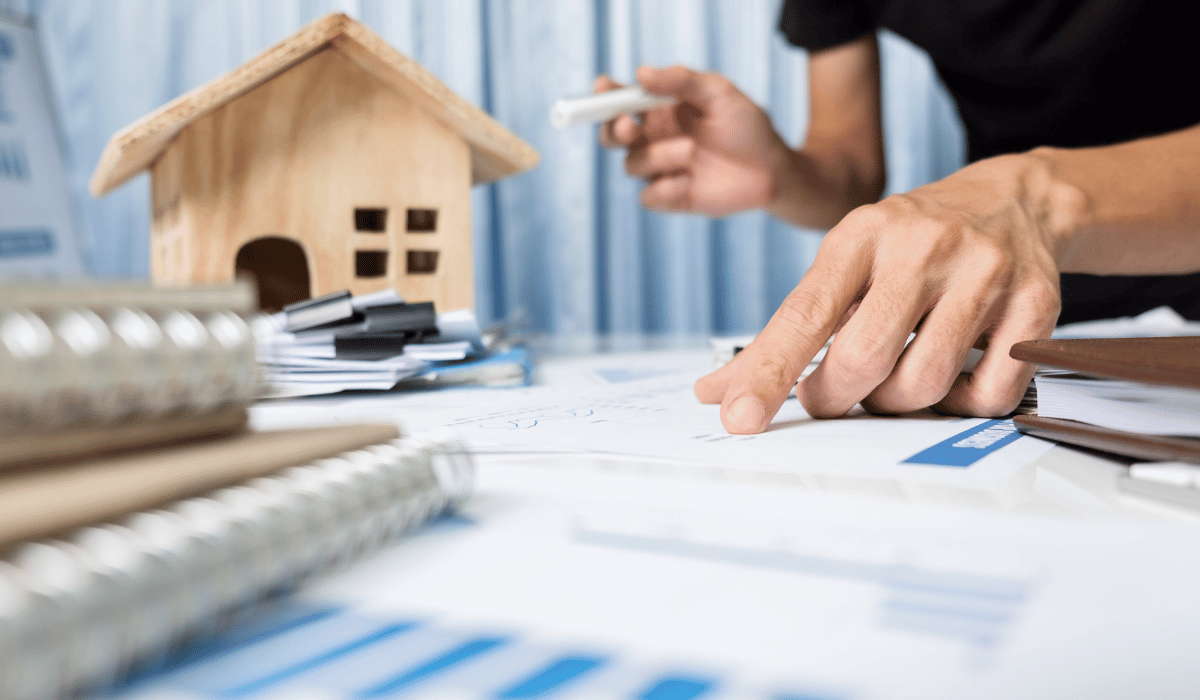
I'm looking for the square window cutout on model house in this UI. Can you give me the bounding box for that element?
[355,208,388,232]
[356,250,388,277]
[406,208,437,232]
[406,250,438,274]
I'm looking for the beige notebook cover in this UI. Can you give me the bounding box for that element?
[0,422,400,550]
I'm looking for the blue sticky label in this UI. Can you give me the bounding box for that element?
[0,228,53,257]
[902,419,1022,468]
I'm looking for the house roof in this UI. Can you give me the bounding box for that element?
[89,13,539,197]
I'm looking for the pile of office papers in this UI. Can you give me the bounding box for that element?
[1014,307,1200,420]
[1033,375,1200,436]
[255,289,528,397]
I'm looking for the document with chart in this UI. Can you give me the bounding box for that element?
[111,462,1200,700]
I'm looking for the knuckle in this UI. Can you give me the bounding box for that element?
[923,216,958,240]
[840,203,889,232]
[958,379,1023,417]
[1020,278,1062,318]
[831,333,894,383]
[660,138,695,169]
[677,137,697,162]
[895,367,954,408]
[777,287,837,337]
[707,73,737,98]
[751,351,800,391]
[972,240,1015,283]
[975,240,1008,269]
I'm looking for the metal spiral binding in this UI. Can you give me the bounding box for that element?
[0,429,474,700]
[0,303,259,433]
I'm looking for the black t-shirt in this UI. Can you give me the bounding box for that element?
[779,0,1200,323]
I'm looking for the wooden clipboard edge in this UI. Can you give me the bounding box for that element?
[1010,337,1200,390]
[1012,414,1200,465]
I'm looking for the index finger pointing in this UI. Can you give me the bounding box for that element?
[712,237,870,433]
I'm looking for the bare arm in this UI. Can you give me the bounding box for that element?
[1033,126,1200,275]
[768,35,885,228]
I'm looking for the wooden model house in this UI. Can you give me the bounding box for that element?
[89,13,538,312]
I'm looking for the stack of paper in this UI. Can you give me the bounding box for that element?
[1033,375,1200,436]
[255,289,503,397]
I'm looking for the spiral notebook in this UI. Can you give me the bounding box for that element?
[0,424,475,700]
[1,281,260,469]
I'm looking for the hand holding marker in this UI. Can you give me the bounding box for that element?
[550,86,674,129]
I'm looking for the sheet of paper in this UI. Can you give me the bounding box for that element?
[111,462,1200,700]
[351,288,405,309]
[254,349,1052,483]
[402,379,1049,485]
[404,340,473,361]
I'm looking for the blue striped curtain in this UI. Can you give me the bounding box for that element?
[11,0,963,336]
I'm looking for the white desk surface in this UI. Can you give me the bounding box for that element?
[163,345,1200,700]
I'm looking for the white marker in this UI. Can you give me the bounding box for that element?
[550,86,674,129]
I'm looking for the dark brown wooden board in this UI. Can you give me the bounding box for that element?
[1011,336,1200,389]
[1013,414,1200,465]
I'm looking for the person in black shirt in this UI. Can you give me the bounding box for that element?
[597,0,1200,433]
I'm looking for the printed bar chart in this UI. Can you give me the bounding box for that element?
[109,606,841,700]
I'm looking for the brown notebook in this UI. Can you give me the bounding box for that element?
[1010,336,1200,464]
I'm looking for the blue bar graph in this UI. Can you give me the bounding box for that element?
[227,622,417,696]
[107,607,849,700]
[186,607,341,666]
[496,656,607,699]
[359,636,510,697]
[639,676,717,700]
[112,606,342,692]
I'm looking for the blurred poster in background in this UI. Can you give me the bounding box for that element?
[0,10,84,277]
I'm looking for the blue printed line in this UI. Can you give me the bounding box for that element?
[902,419,1023,467]
[640,676,717,700]
[174,607,341,668]
[226,622,417,696]
[881,600,1015,624]
[111,607,342,691]
[359,636,509,697]
[496,656,607,699]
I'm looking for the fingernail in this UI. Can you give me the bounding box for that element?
[726,396,766,434]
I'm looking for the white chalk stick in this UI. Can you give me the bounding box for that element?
[550,86,675,129]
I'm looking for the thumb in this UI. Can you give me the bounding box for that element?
[637,65,726,109]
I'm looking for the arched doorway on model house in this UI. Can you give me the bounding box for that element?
[234,236,311,312]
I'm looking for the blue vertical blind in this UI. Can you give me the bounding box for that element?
[11,0,963,335]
